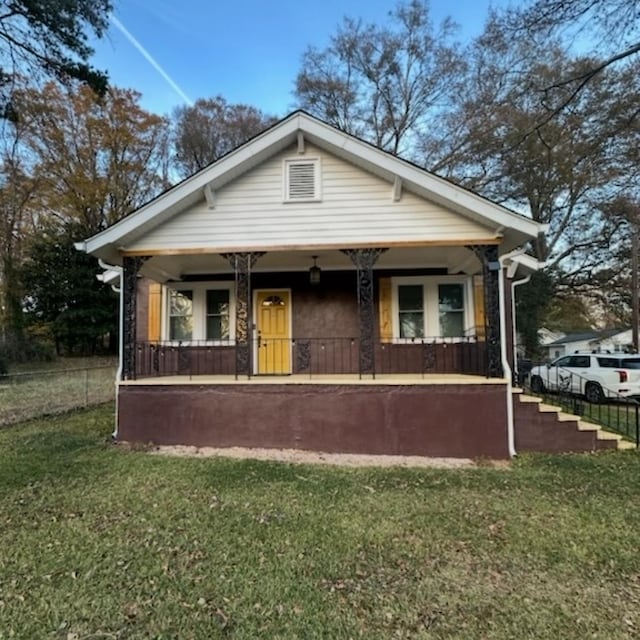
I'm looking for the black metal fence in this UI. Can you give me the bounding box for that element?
[0,364,117,427]
[134,336,488,379]
[524,367,640,446]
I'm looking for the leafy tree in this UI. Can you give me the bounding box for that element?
[0,93,38,360]
[515,271,556,358]
[21,220,117,355]
[295,0,465,159]
[172,96,276,177]
[0,81,170,360]
[17,81,170,233]
[0,0,111,99]
[543,294,595,333]
[0,156,36,359]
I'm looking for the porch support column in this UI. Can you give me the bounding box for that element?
[221,252,265,378]
[122,256,148,381]
[342,248,388,376]
[476,245,503,378]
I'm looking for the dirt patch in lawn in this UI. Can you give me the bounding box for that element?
[145,444,509,469]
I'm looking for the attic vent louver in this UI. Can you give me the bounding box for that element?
[284,158,321,202]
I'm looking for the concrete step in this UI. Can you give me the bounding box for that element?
[557,412,581,422]
[538,403,562,413]
[518,394,542,404]
[514,391,635,452]
[596,430,622,441]
[577,420,599,432]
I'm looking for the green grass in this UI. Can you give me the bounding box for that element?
[2,406,640,638]
[581,402,640,441]
[0,362,117,426]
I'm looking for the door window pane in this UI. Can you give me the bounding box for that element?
[438,284,464,337]
[168,289,193,340]
[398,285,424,338]
[206,289,230,340]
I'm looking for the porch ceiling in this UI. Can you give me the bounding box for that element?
[140,246,480,282]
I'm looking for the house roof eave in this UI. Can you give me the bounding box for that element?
[80,111,544,259]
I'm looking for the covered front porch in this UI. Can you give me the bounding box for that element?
[121,244,507,382]
[112,243,514,458]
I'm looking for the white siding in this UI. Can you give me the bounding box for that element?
[127,143,494,252]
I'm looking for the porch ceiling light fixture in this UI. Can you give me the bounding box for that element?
[309,255,321,285]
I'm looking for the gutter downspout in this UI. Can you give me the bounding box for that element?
[497,261,516,458]
[99,259,123,439]
[497,248,546,457]
[496,248,529,458]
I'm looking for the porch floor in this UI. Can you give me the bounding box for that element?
[122,373,507,386]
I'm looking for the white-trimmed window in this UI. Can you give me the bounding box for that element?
[164,283,234,343]
[168,289,194,341]
[391,276,473,340]
[283,157,321,202]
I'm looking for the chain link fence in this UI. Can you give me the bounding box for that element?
[0,364,117,427]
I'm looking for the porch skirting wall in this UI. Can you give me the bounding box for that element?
[117,382,510,459]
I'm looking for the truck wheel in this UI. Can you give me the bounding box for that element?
[530,376,545,394]
[585,382,604,404]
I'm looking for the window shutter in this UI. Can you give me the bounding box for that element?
[378,277,393,343]
[148,282,162,342]
[473,275,485,340]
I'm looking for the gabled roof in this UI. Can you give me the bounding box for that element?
[76,110,544,265]
[546,329,629,347]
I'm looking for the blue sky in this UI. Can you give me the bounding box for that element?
[92,0,511,118]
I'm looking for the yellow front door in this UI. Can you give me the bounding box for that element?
[257,290,291,374]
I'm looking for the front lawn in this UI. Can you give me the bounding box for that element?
[1,405,639,639]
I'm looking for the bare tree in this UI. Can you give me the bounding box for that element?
[172,96,276,178]
[503,0,640,123]
[295,0,466,159]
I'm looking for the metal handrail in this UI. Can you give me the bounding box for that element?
[526,364,640,446]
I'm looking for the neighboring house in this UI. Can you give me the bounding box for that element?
[77,111,545,459]
[596,329,633,353]
[541,329,633,360]
[537,328,564,354]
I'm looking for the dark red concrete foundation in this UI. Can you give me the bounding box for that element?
[117,382,510,459]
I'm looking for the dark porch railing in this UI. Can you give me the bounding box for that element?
[134,336,488,379]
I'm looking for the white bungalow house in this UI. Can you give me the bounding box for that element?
[77,111,548,459]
